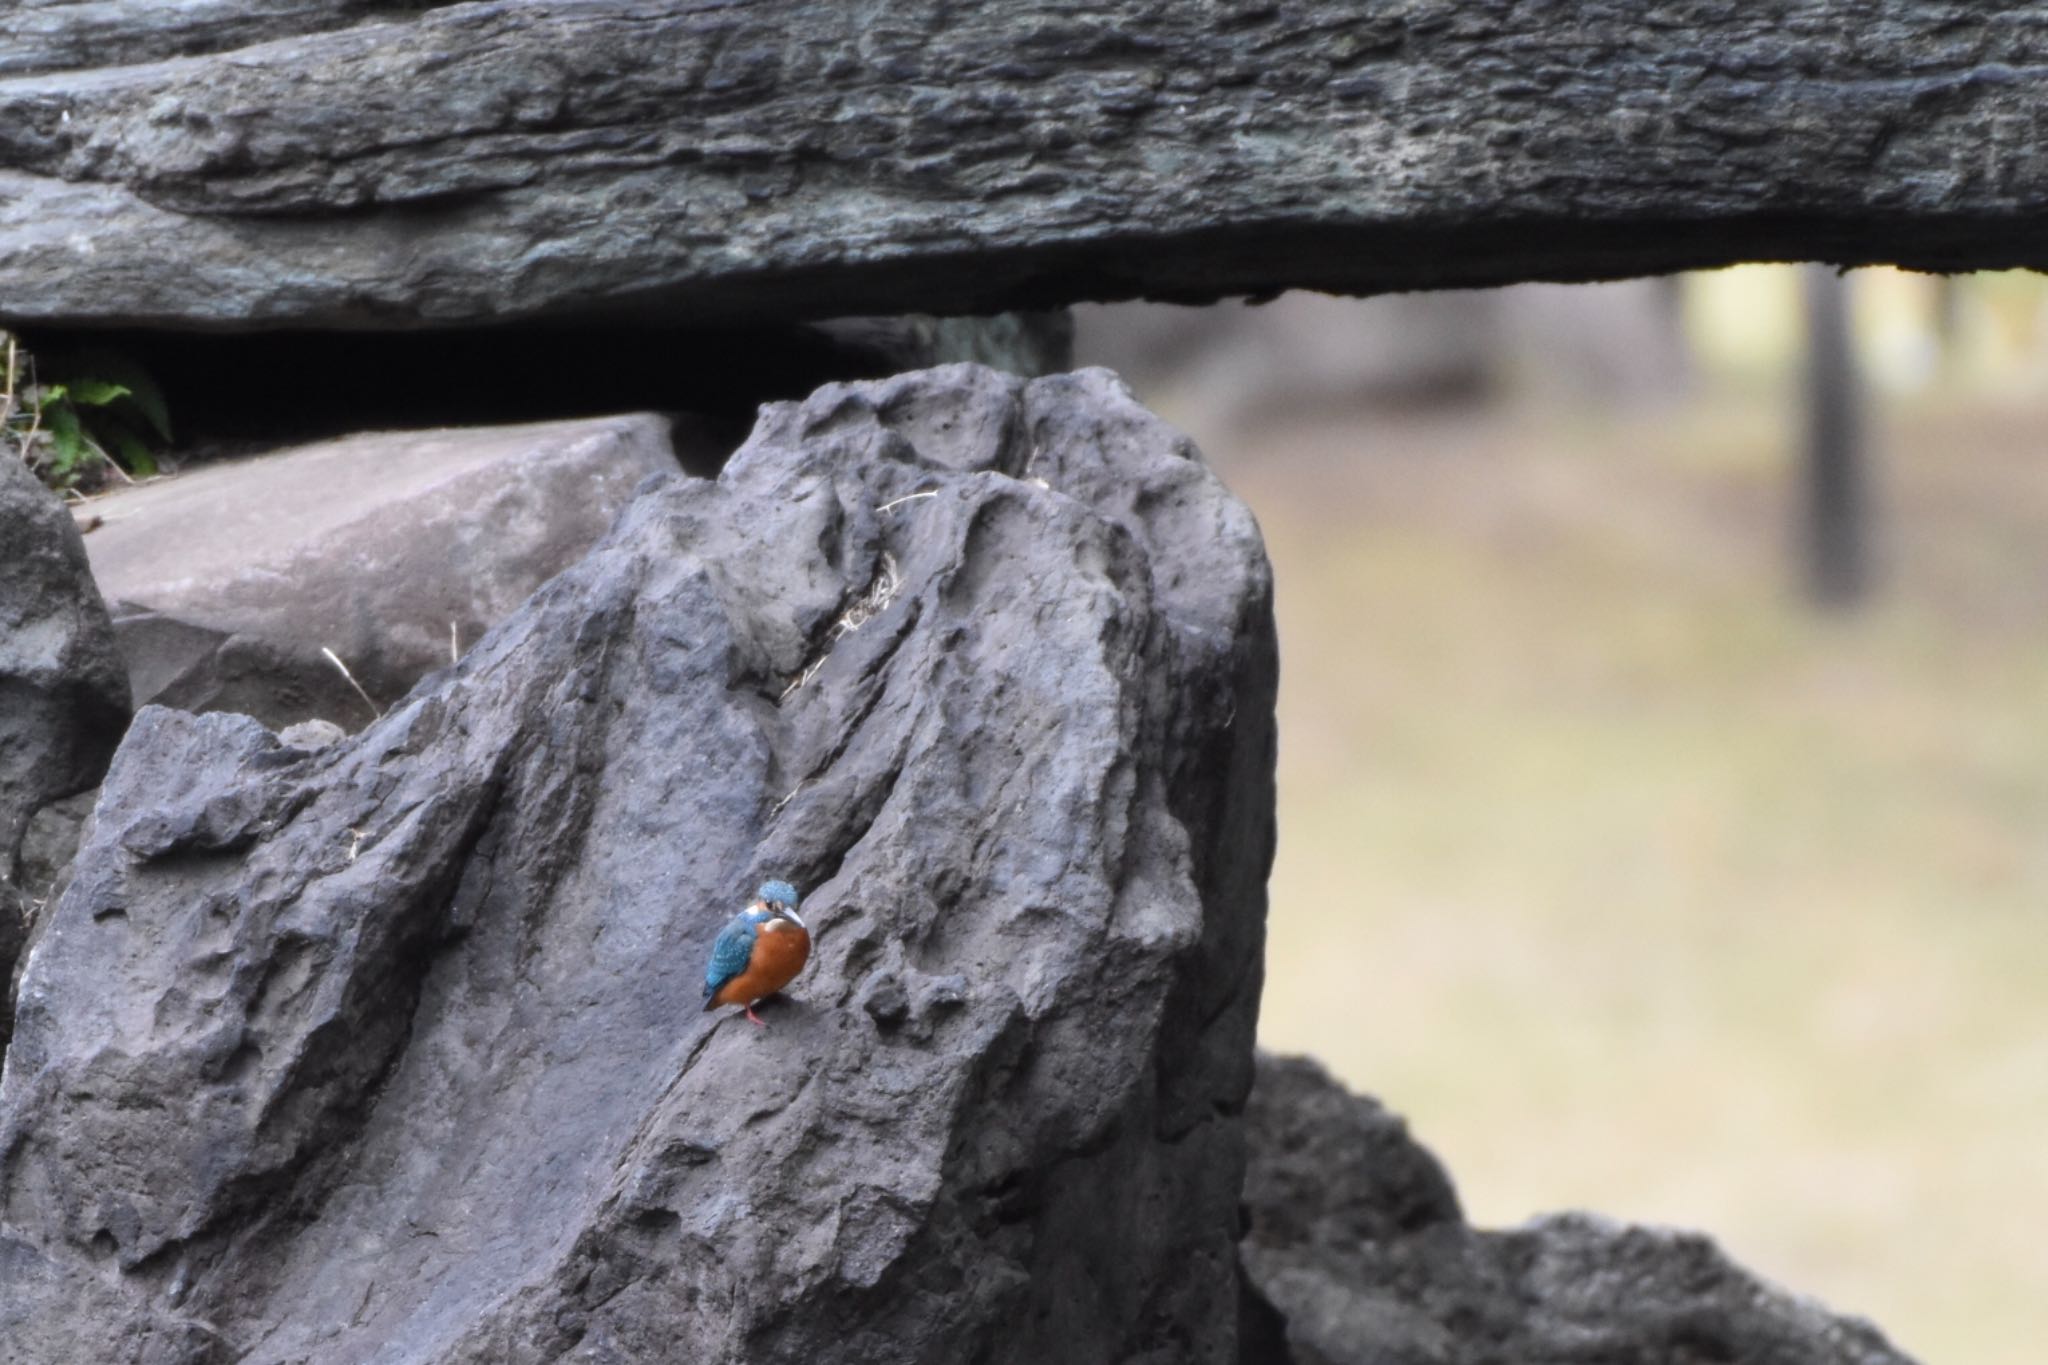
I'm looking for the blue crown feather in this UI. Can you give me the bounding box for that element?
[757,879,799,908]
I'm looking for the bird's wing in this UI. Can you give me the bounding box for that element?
[703,915,757,997]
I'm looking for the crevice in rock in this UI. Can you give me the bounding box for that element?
[775,550,909,705]
[8,317,1065,464]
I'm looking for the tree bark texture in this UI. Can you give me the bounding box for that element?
[2,0,2046,330]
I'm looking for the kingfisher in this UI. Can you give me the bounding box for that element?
[702,879,811,1027]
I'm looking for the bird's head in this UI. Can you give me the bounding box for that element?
[754,878,804,930]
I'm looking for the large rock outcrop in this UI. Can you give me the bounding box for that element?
[0,365,1278,1363]
[0,453,129,1045]
[4,1,2046,330]
[1243,1055,1919,1365]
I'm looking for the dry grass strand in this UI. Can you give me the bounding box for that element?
[320,646,384,720]
[779,551,904,702]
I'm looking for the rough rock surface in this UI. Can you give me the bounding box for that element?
[1242,1055,1920,1365]
[84,415,688,732]
[4,1,2046,330]
[0,365,1278,1364]
[0,453,129,1046]
[12,791,95,919]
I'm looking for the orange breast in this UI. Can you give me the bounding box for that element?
[710,920,812,1007]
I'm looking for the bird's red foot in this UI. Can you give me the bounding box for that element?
[745,1004,767,1027]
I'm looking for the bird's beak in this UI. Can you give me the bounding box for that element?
[782,908,806,930]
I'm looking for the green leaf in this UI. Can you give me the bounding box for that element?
[63,348,171,440]
[65,378,133,408]
[8,340,169,490]
[46,403,86,473]
[105,423,158,478]
[122,371,171,442]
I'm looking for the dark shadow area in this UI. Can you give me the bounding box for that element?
[11,321,961,471]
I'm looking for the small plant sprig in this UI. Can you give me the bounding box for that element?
[2,329,172,490]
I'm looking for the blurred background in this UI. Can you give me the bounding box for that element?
[1076,268,2048,1365]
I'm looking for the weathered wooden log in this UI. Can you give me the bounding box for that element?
[2,0,2044,330]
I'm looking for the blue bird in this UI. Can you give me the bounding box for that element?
[702,879,810,1027]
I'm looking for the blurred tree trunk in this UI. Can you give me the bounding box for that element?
[1932,275,1964,375]
[1800,266,1870,608]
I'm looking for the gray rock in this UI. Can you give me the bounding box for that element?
[0,365,1279,1364]
[819,313,1076,385]
[15,790,96,910]
[0,0,393,77]
[273,719,346,752]
[3,2,2044,331]
[1243,1055,1919,1365]
[83,414,686,732]
[1075,292,1503,428]
[3,789,98,1065]
[1075,281,1691,429]
[0,453,129,1047]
